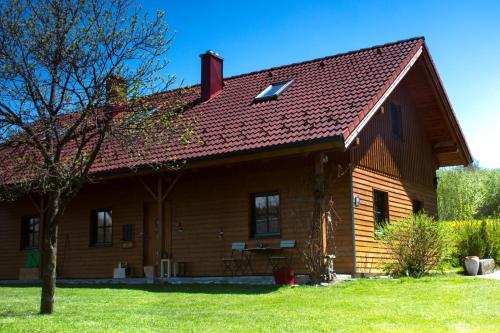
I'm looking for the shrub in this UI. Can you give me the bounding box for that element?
[379,214,450,277]
[451,219,500,266]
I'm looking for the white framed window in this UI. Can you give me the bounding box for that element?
[254,80,293,101]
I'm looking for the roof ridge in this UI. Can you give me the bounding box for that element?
[223,36,425,81]
[158,36,425,94]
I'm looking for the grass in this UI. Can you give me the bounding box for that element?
[0,276,499,332]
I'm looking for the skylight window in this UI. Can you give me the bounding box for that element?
[254,80,293,101]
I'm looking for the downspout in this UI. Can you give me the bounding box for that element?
[349,166,357,275]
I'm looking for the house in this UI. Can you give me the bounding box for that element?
[0,37,471,279]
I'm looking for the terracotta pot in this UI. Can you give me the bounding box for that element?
[464,256,480,276]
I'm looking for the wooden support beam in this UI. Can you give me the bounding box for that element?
[433,142,458,155]
[156,175,163,272]
[314,152,327,260]
[137,173,182,276]
[137,177,158,200]
[161,173,182,202]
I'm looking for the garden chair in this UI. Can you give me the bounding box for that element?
[268,240,296,270]
[222,242,247,276]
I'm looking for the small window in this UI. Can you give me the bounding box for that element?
[412,200,424,214]
[373,190,389,235]
[122,224,134,242]
[21,216,40,250]
[90,209,113,246]
[251,192,280,237]
[390,103,402,139]
[254,81,293,101]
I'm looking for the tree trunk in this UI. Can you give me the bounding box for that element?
[40,193,61,314]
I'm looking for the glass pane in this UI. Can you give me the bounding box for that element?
[97,227,104,243]
[254,196,267,218]
[268,217,280,234]
[263,82,287,97]
[374,191,388,228]
[104,211,112,227]
[33,233,39,247]
[255,218,267,234]
[268,195,280,214]
[104,227,112,243]
[98,212,105,227]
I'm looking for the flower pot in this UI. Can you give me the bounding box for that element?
[464,256,480,276]
[273,269,294,286]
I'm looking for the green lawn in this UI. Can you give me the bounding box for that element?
[0,276,498,333]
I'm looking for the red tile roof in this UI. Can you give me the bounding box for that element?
[91,37,425,174]
[2,37,424,179]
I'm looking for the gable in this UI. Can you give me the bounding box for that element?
[350,82,436,187]
[345,45,472,168]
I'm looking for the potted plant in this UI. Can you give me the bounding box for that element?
[464,256,480,276]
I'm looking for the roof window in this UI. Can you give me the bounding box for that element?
[254,80,293,101]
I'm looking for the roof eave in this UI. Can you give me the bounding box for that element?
[420,44,473,166]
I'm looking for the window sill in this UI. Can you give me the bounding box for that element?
[20,247,39,252]
[251,233,281,239]
[90,243,112,248]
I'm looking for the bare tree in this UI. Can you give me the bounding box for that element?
[0,0,192,314]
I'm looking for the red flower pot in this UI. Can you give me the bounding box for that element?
[273,268,294,285]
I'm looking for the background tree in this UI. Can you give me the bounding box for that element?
[437,164,500,220]
[0,0,192,314]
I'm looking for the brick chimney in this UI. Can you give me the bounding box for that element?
[200,51,223,102]
[105,75,128,118]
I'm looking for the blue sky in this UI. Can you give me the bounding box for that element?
[144,0,500,168]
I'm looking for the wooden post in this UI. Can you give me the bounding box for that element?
[314,152,327,259]
[156,176,163,271]
[138,173,182,276]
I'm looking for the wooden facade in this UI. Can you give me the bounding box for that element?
[0,49,471,280]
[0,153,354,279]
[350,78,439,274]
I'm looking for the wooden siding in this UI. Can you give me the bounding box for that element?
[350,83,438,274]
[167,154,353,276]
[352,168,437,274]
[351,82,436,187]
[0,198,38,279]
[0,153,354,279]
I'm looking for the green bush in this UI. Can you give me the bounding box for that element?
[451,219,500,266]
[379,214,450,278]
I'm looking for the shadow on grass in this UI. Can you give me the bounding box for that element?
[0,282,280,295]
